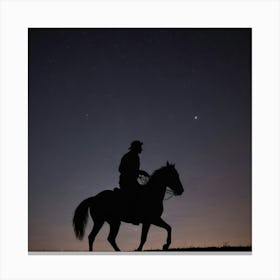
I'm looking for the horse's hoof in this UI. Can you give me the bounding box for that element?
[162,244,169,251]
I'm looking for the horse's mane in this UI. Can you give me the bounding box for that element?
[144,165,172,187]
[151,166,168,177]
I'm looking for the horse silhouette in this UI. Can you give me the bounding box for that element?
[72,162,184,251]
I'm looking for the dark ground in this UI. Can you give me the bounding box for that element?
[145,246,252,252]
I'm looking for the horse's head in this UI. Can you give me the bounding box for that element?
[161,161,184,196]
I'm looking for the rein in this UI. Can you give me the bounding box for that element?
[140,173,176,201]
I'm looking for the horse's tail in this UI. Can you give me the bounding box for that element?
[72,197,95,240]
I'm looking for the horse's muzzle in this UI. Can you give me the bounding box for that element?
[175,189,184,196]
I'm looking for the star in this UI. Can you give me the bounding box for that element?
[81,113,89,120]
[194,115,199,120]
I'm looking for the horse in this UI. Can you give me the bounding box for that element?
[72,161,184,251]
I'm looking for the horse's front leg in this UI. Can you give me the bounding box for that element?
[152,218,172,250]
[135,223,150,251]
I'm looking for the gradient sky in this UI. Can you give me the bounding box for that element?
[28,28,251,251]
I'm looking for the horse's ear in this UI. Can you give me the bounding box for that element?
[166,161,170,166]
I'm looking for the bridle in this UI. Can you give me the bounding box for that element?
[164,187,175,200]
[139,174,177,200]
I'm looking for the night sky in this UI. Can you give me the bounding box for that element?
[28,28,251,251]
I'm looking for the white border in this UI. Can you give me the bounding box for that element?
[1,0,279,279]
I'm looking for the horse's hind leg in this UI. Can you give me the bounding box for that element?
[107,221,121,251]
[88,220,104,251]
[152,218,172,251]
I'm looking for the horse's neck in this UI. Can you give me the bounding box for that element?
[147,176,166,202]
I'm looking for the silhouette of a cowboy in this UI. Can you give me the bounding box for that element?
[119,140,149,192]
